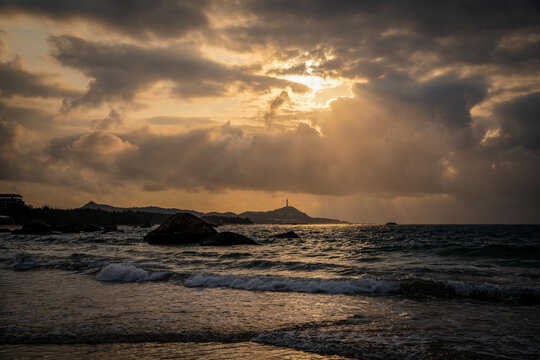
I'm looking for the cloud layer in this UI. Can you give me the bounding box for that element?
[0,0,209,38]
[48,35,307,108]
[0,1,539,222]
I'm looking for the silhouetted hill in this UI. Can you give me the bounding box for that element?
[240,206,347,224]
[205,211,238,217]
[81,201,204,217]
[1,205,169,227]
[202,215,253,225]
[79,202,348,225]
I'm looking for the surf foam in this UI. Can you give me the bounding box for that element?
[96,263,169,282]
[184,273,398,294]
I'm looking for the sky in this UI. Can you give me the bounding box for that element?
[0,0,539,223]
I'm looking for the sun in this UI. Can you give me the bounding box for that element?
[280,74,353,109]
[281,74,338,92]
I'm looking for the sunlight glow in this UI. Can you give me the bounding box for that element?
[281,75,340,92]
[279,75,353,109]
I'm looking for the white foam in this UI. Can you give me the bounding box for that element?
[184,273,398,294]
[96,263,169,282]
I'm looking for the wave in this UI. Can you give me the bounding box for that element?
[400,278,540,303]
[0,328,258,345]
[10,253,41,271]
[184,273,398,294]
[183,273,540,303]
[232,259,348,272]
[95,263,170,282]
[436,244,540,260]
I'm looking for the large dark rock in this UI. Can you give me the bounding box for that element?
[271,231,300,238]
[13,220,51,235]
[200,231,259,246]
[145,212,217,245]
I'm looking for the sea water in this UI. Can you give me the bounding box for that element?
[1,224,539,359]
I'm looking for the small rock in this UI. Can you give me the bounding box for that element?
[82,224,101,232]
[102,225,119,233]
[55,223,84,233]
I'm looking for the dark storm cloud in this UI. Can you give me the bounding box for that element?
[494,92,540,151]
[48,35,307,108]
[0,55,78,99]
[246,0,539,35]
[359,73,489,129]
[0,0,209,38]
[218,0,540,79]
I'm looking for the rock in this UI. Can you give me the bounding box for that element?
[385,222,398,225]
[13,220,51,235]
[145,212,217,245]
[200,231,259,246]
[54,223,83,233]
[271,231,300,238]
[82,224,101,232]
[101,225,119,233]
[139,223,152,228]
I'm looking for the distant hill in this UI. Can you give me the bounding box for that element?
[205,211,238,217]
[80,202,348,225]
[240,206,348,224]
[81,201,204,217]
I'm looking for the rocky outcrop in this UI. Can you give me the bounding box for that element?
[271,231,300,238]
[200,231,259,246]
[145,213,259,246]
[144,212,217,245]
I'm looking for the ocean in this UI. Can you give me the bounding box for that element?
[1,224,539,359]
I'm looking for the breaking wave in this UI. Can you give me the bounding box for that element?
[184,273,398,294]
[400,277,540,303]
[183,273,540,303]
[95,264,170,282]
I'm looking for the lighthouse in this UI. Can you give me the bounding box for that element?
[286,199,289,207]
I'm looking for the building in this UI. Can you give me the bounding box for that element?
[0,194,25,209]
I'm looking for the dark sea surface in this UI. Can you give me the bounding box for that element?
[1,224,539,359]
